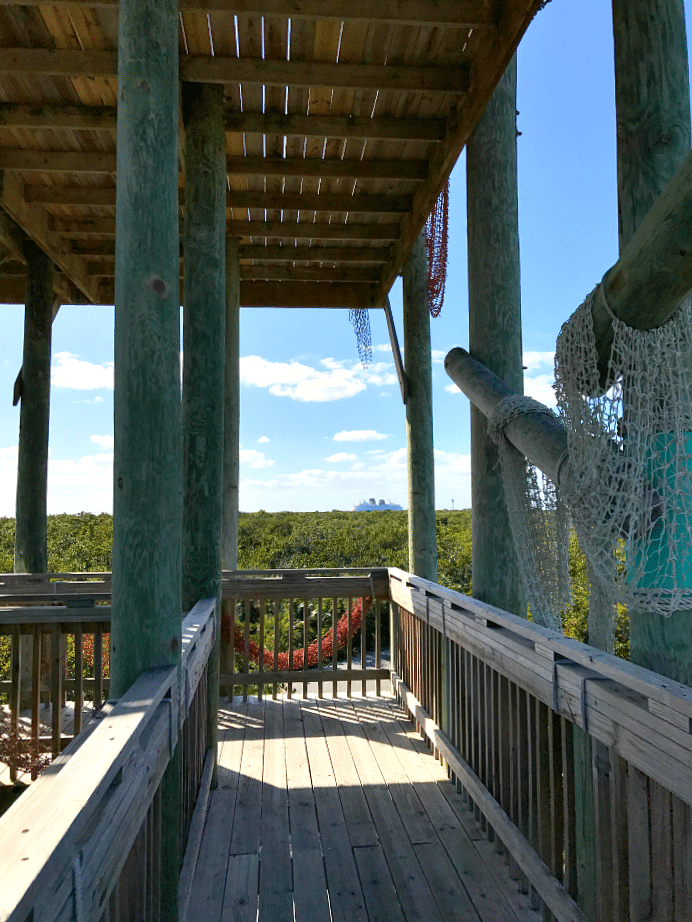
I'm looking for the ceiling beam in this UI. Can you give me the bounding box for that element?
[85,263,379,282]
[49,215,400,241]
[0,49,468,95]
[182,56,469,94]
[225,112,446,142]
[0,0,495,28]
[2,149,425,180]
[0,170,96,302]
[25,184,412,214]
[241,245,391,262]
[0,104,445,142]
[239,280,377,309]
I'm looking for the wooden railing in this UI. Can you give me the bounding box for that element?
[0,574,111,780]
[0,597,216,922]
[389,567,692,922]
[222,568,391,698]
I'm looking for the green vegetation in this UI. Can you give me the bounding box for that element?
[0,508,628,657]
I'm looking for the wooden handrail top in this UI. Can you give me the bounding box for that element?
[222,566,390,600]
[0,605,112,633]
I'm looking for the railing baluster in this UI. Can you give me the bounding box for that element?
[611,752,629,922]
[273,597,280,701]
[317,598,323,700]
[361,595,367,698]
[74,624,83,736]
[9,624,21,782]
[650,779,673,922]
[332,596,338,699]
[287,598,294,700]
[257,599,265,701]
[51,623,63,759]
[627,764,651,921]
[375,598,381,698]
[31,624,41,780]
[561,717,578,901]
[243,600,250,703]
[94,627,103,710]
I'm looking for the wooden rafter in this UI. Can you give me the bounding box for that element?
[0,0,495,27]
[48,215,401,241]
[0,104,445,142]
[25,185,413,214]
[0,49,468,94]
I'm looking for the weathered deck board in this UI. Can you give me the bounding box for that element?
[187,695,542,922]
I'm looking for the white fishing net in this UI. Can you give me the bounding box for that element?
[555,281,692,619]
[488,395,571,631]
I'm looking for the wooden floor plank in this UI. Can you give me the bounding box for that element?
[189,696,543,922]
[187,701,248,922]
[258,700,292,922]
[380,697,541,922]
[220,853,259,922]
[229,699,265,857]
[353,845,406,922]
[300,701,369,922]
[325,698,444,922]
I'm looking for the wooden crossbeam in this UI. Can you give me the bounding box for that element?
[49,215,400,241]
[84,263,379,282]
[240,245,390,262]
[1,149,424,180]
[239,280,377,308]
[225,112,446,142]
[24,185,412,213]
[0,171,96,302]
[0,0,494,27]
[226,157,427,180]
[182,56,469,93]
[0,49,468,94]
[0,104,444,142]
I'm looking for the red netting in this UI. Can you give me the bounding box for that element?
[221,597,370,670]
[425,179,449,318]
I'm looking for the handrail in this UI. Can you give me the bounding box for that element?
[0,598,216,922]
[389,567,692,922]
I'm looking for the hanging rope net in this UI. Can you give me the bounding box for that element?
[349,308,372,367]
[425,179,449,318]
[221,598,370,670]
[488,395,571,631]
[555,283,692,618]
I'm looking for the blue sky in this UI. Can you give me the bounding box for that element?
[0,0,689,515]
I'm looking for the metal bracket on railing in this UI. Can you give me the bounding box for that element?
[551,658,573,713]
[580,675,609,734]
[73,852,84,922]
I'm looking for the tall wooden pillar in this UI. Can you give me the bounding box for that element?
[613,0,692,684]
[403,233,437,582]
[14,242,53,575]
[466,56,524,618]
[222,237,240,573]
[181,82,226,611]
[181,83,226,787]
[111,0,181,912]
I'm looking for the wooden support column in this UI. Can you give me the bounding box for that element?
[612,0,692,686]
[14,241,53,575]
[466,56,524,618]
[222,237,240,573]
[110,0,181,913]
[403,232,437,582]
[181,83,226,789]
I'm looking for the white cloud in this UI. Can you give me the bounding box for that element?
[240,449,275,469]
[48,452,114,514]
[445,383,460,394]
[525,374,557,408]
[0,446,18,516]
[374,343,392,354]
[325,452,357,463]
[523,350,555,372]
[239,353,396,402]
[91,434,114,451]
[431,349,447,364]
[257,436,270,444]
[73,395,105,405]
[52,352,114,390]
[239,445,472,512]
[333,430,388,442]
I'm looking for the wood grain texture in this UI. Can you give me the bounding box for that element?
[466,56,525,619]
[14,242,53,575]
[403,233,437,582]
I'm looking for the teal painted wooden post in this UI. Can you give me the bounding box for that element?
[403,233,437,583]
[14,242,53,575]
[181,83,227,788]
[223,237,240,574]
[466,56,524,620]
[613,0,692,686]
[111,0,181,913]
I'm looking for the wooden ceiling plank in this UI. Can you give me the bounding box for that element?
[239,279,378,308]
[226,220,399,240]
[0,103,118,130]
[0,149,117,172]
[181,55,469,93]
[25,184,412,213]
[0,0,494,27]
[240,245,390,262]
[0,169,97,302]
[226,156,427,180]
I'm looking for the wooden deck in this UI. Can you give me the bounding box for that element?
[187,694,541,922]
